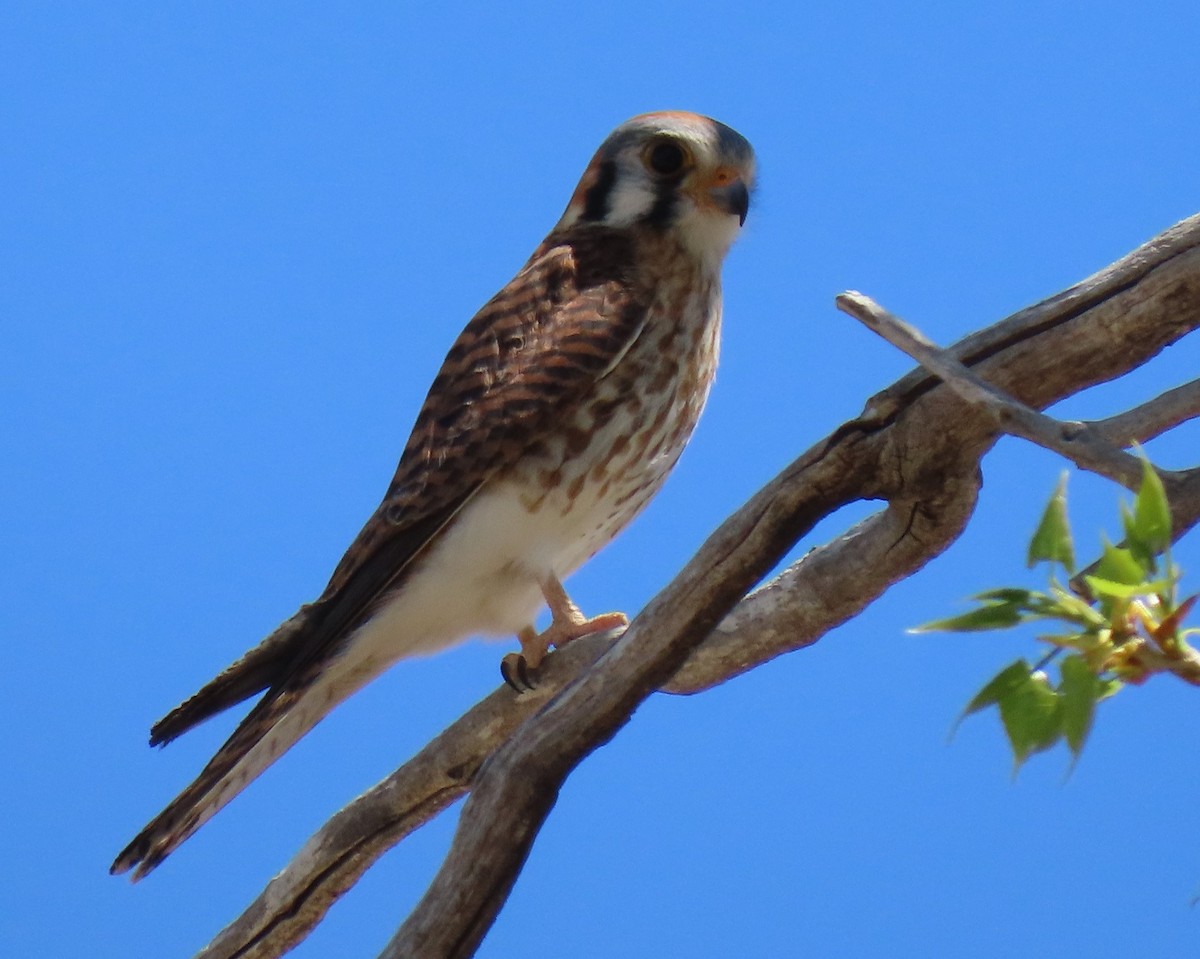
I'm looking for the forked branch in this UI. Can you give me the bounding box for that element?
[196,214,1200,959]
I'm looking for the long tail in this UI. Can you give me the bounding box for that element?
[110,650,359,881]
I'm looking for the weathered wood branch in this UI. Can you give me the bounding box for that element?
[195,214,1200,959]
[1088,379,1200,446]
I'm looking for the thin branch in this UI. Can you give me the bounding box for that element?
[669,465,1200,696]
[836,290,1148,490]
[869,213,1200,413]
[1088,379,1200,446]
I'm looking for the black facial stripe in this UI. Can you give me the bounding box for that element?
[580,160,617,222]
[642,182,677,229]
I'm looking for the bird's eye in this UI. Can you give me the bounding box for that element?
[644,139,688,176]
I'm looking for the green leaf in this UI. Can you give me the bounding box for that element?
[959,660,1032,720]
[1027,473,1075,573]
[997,669,1063,771]
[1132,458,1172,556]
[911,602,1026,634]
[972,587,1035,604]
[1113,499,1142,566]
[1023,591,1072,617]
[1058,655,1102,759]
[1046,584,1110,629]
[1033,632,1090,652]
[1081,575,1170,601]
[1096,676,1123,701]
[1093,539,1149,585]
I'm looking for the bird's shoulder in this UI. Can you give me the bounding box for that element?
[384,227,649,510]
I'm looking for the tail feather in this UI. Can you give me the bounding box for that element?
[112,650,351,880]
[149,608,312,746]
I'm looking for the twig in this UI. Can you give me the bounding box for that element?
[1088,379,1200,446]
[836,290,1149,490]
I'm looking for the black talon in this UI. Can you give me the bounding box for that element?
[501,657,521,692]
[501,654,538,693]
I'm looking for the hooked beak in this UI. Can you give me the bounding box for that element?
[710,178,750,227]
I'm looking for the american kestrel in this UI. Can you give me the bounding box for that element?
[113,111,755,879]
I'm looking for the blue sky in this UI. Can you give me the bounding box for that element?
[4,3,1199,957]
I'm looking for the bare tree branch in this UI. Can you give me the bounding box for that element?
[673,468,1200,694]
[194,213,1200,959]
[1088,379,1200,446]
[835,289,1149,489]
[193,633,617,959]
[834,291,1200,500]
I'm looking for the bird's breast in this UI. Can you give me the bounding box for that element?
[506,267,722,575]
[346,261,723,655]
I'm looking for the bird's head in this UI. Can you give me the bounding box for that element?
[557,111,756,264]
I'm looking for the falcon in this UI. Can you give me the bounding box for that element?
[113,111,755,879]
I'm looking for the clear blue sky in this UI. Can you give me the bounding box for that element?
[4,4,1199,957]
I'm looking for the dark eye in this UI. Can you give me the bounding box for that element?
[645,139,687,176]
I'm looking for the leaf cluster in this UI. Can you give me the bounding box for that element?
[916,460,1196,772]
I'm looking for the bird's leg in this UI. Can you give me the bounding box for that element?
[540,573,630,646]
[500,574,628,690]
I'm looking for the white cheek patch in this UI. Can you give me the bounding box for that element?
[604,178,657,227]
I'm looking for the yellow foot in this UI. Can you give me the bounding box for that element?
[500,575,629,692]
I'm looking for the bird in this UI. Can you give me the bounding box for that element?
[112,110,755,880]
